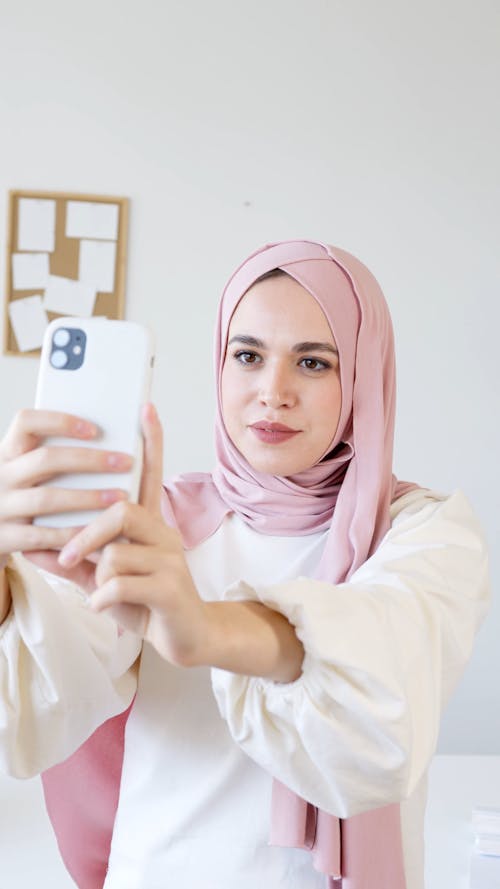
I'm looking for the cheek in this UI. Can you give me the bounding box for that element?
[220,362,242,426]
[331,377,342,417]
[316,373,341,405]
[316,378,342,437]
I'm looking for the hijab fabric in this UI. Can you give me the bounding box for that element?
[163,240,414,887]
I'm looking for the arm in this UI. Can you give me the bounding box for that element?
[210,490,490,817]
[200,599,303,682]
[57,412,489,817]
[1,562,300,679]
[0,553,140,778]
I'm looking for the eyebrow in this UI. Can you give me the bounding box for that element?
[227,335,338,355]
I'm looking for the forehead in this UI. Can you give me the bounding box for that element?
[228,275,335,340]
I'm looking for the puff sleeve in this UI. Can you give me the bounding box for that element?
[210,491,490,817]
[0,553,141,778]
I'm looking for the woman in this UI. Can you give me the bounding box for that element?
[0,240,490,889]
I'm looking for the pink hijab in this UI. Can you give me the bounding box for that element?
[163,240,415,887]
[42,240,414,888]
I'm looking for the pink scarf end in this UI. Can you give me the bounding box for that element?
[271,781,341,878]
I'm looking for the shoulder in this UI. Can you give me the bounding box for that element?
[391,487,483,529]
[345,488,490,620]
[387,487,488,562]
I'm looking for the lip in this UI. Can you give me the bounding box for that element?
[249,421,301,444]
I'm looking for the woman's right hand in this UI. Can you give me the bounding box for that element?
[0,409,132,602]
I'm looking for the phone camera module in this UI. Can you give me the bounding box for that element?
[50,327,86,370]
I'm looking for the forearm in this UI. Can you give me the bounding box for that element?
[0,567,12,625]
[199,600,304,683]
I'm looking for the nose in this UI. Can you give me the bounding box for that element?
[258,362,296,409]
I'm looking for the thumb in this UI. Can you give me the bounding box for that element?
[138,403,163,515]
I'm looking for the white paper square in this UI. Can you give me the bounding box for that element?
[43,275,97,317]
[12,252,50,290]
[18,198,56,252]
[66,201,119,240]
[79,239,116,292]
[8,295,48,351]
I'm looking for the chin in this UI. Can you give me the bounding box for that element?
[243,450,307,477]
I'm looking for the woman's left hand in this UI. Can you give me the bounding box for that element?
[58,403,209,667]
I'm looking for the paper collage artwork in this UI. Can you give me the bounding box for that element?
[8,198,121,353]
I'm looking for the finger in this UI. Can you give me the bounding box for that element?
[95,542,163,587]
[0,445,133,490]
[58,501,171,568]
[90,574,162,612]
[0,486,128,520]
[105,602,149,636]
[1,409,98,461]
[0,522,84,556]
[139,404,163,516]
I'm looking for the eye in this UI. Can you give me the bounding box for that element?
[299,357,331,371]
[233,350,262,365]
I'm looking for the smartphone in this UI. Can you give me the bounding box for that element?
[34,317,155,527]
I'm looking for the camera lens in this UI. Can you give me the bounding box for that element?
[53,328,71,348]
[51,349,68,368]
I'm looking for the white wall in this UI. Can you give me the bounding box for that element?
[0,0,498,763]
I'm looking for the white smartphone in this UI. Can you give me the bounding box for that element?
[34,316,155,527]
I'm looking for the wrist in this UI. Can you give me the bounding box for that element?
[179,601,222,669]
[196,600,304,682]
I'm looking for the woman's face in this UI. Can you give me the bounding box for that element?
[221,274,342,476]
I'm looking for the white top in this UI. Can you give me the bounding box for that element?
[0,489,490,889]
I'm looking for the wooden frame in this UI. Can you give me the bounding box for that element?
[3,190,129,356]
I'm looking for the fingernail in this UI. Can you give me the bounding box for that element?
[74,420,97,437]
[59,546,78,567]
[100,490,126,505]
[107,453,132,469]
